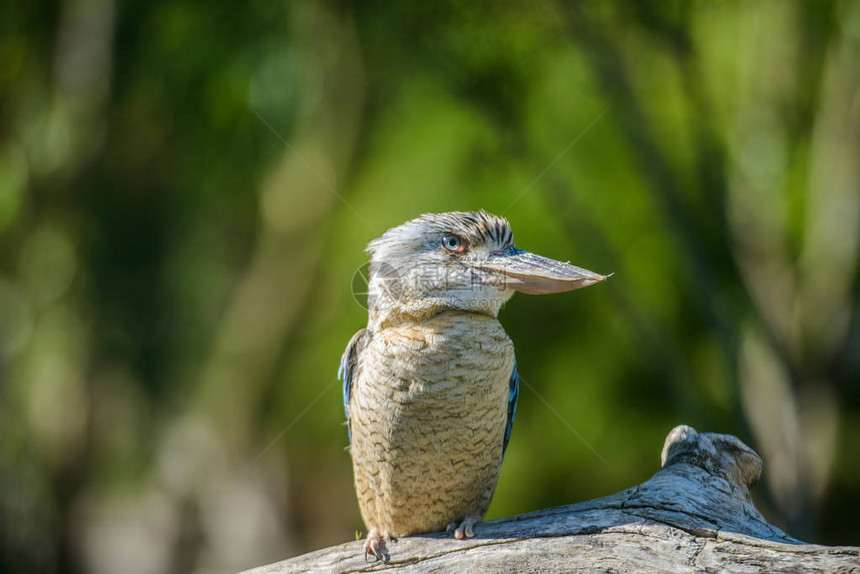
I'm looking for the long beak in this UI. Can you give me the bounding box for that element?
[475,247,606,295]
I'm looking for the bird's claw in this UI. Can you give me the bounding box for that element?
[364,528,392,563]
[446,517,477,539]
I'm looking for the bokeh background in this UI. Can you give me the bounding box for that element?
[2,1,860,572]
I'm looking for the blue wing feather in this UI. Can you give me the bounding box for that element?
[503,359,520,456]
[339,328,367,442]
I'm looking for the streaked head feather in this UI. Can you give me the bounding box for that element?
[367,210,514,261]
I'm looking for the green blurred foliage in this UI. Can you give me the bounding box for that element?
[1,0,859,572]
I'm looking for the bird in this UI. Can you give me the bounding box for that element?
[339,210,605,561]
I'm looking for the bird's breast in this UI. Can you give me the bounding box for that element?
[364,311,513,406]
[349,310,515,535]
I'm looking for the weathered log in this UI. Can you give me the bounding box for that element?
[242,426,860,573]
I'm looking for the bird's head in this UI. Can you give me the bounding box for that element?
[365,210,605,325]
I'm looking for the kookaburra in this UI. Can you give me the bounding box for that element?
[340,211,605,560]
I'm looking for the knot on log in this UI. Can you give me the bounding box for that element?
[660,425,763,491]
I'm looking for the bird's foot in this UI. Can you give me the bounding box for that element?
[364,528,394,562]
[446,515,479,540]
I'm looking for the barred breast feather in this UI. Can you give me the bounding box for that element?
[345,310,515,536]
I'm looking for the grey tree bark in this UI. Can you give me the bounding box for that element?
[241,426,860,573]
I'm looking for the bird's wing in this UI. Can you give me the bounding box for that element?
[503,359,520,456]
[339,328,368,441]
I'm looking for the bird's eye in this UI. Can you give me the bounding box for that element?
[441,234,466,253]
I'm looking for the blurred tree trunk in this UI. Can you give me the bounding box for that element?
[159,3,366,571]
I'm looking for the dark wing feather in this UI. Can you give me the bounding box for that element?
[338,328,368,441]
[503,359,520,456]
